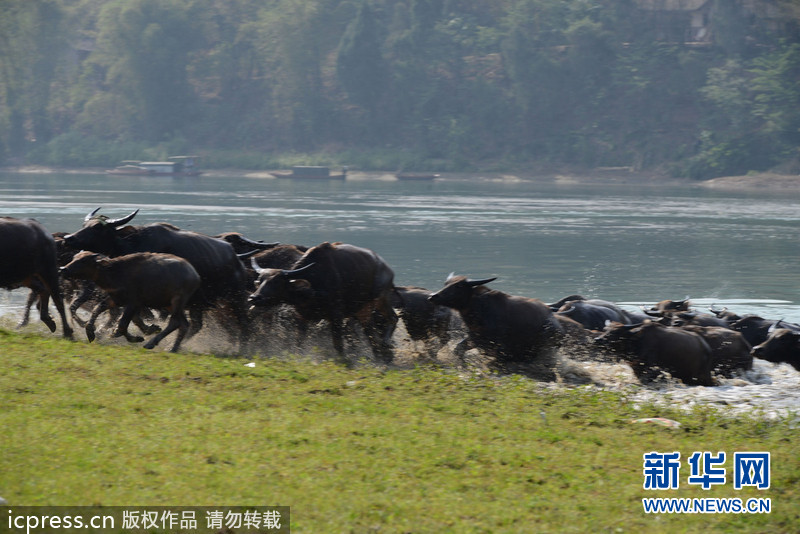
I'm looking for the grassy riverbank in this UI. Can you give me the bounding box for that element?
[1,330,798,532]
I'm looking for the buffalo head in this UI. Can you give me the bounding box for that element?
[428,273,497,310]
[64,208,139,252]
[752,329,800,370]
[248,261,315,308]
[60,250,107,281]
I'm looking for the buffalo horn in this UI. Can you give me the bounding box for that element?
[281,262,316,278]
[107,209,139,227]
[250,257,270,276]
[466,277,497,287]
[238,249,260,260]
[84,207,102,222]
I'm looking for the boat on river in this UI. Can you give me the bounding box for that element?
[395,172,440,181]
[106,156,202,176]
[269,166,347,180]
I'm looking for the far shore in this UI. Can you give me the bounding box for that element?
[2,164,798,191]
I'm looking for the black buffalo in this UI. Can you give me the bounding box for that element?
[649,297,691,313]
[729,315,800,348]
[0,217,72,338]
[751,328,800,371]
[428,275,563,372]
[215,232,278,254]
[594,321,714,386]
[248,242,398,362]
[61,251,200,352]
[64,209,250,345]
[556,300,631,330]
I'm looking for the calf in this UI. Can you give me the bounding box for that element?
[60,252,200,352]
[594,321,714,386]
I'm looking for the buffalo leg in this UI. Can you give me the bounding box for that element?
[39,272,72,339]
[453,337,473,362]
[329,318,348,363]
[18,290,38,328]
[111,305,145,344]
[144,298,189,351]
[69,283,96,327]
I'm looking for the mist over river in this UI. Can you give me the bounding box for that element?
[2,170,799,419]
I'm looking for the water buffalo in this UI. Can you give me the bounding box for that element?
[556,300,631,331]
[649,297,691,313]
[751,329,800,371]
[215,232,278,254]
[0,217,72,338]
[61,251,200,352]
[593,321,714,386]
[248,242,398,362]
[428,274,563,372]
[680,325,753,377]
[708,306,742,324]
[64,209,250,346]
[729,315,797,347]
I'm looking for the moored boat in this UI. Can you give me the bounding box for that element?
[106,155,202,176]
[395,172,440,181]
[269,166,347,180]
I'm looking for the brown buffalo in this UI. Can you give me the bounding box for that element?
[61,251,200,352]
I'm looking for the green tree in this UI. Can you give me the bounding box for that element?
[0,0,66,159]
[337,1,386,115]
[90,0,203,140]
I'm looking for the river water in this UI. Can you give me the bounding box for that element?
[2,170,799,419]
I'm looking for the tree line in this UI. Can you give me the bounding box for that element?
[0,0,798,178]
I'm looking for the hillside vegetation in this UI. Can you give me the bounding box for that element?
[0,0,799,178]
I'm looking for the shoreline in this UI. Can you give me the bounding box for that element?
[2,164,798,190]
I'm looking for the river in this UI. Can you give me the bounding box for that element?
[2,170,799,419]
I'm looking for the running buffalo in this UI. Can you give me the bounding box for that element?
[594,321,714,386]
[61,251,200,352]
[680,325,753,377]
[0,217,72,338]
[428,274,563,371]
[64,209,251,345]
[248,242,398,362]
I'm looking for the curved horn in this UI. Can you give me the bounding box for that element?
[107,209,139,227]
[250,257,270,276]
[466,277,497,287]
[281,262,316,278]
[84,207,102,222]
[238,249,260,260]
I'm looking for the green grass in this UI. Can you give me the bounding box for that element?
[1,329,798,533]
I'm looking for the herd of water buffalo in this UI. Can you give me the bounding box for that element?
[2,209,799,386]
